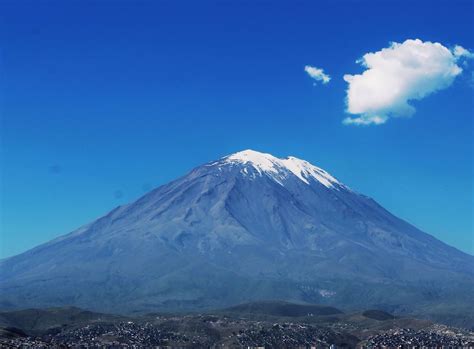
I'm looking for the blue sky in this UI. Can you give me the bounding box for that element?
[1,0,473,258]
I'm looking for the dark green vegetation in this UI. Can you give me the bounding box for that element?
[361,310,395,321]
[222,301,343,317]
[0,306,125,335]
[0,302,472,348]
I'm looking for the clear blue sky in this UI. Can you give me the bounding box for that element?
[1,0,473,258]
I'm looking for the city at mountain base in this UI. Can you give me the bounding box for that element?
[1,301,473,348]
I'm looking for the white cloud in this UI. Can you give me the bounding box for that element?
[453,45,474,59]
[343,39,473,126]
[304,65,331,84]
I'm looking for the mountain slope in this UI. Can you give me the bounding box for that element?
[1,150,473,326]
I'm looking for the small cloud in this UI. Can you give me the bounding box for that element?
[343,39,473,126]
[453,45,474,59]
[343,115,387,126]
[304,65,331,84]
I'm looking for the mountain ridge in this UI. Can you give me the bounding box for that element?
[1,149,473,327]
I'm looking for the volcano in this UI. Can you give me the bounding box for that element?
[1,150,473,326]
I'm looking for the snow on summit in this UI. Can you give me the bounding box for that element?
[225,149,280,175]
[221,149,342,188]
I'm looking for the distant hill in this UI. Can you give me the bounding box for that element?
[222,301,343,317]
[362,309,395,321]
[0,307,123,335]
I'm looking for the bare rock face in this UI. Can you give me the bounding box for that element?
[1,150,473,326]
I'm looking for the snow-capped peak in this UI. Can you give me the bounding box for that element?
[225,150,281,174]
[221,149,342,189]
